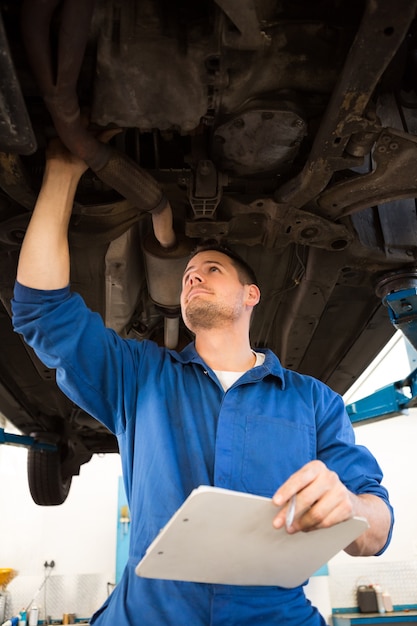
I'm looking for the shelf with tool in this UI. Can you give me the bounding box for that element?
[333,611,417,625]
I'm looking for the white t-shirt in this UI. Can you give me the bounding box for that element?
[213,351,266,391]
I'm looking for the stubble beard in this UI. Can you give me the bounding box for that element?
[184,297,243,331]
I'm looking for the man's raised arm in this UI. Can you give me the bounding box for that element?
[17,141,87,290]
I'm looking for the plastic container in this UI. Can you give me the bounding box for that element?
[382,591,393,612]
[357,585,378,613]
[28,607,38,626]
[2,618,19,626]
[373,584,385,613]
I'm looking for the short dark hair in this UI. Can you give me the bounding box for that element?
[188,240,258,286]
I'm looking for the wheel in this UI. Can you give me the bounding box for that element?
[27,447,72,505]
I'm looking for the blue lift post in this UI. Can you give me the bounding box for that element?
[346,282,417,425]
[0,428,57,451]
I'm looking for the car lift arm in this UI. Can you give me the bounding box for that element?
[346,368,417,425]
[346,278,417,425]
[0,427,57,451]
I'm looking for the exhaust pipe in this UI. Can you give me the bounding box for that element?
[20,0,175,249]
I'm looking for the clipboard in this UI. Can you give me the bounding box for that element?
[135,486,368,587]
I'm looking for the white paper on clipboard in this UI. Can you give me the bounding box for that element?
[135,486,368,587]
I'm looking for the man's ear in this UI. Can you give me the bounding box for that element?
[246,284,261,308]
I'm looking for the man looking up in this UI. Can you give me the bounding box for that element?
[12,141,393,625]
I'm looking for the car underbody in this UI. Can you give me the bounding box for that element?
[1,0,417,503]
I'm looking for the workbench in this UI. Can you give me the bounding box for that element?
[332,612,417,625]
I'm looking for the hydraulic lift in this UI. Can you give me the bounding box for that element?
[346,368,417,425]
[0,428,57,451]
[346,271,417,425]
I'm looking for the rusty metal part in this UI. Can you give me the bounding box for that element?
[375,268,417,299]
[316,129,417,219]
[213,106,307,176]
[21,0,107,169]
[275,0,417,211]
[186,196,353,251]
[0,152,36,209]
[215,0,269,50]
[0,11,36,154]
[276,248,344,369]
[20,0,174,238]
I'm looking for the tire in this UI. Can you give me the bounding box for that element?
[27,447,73,505]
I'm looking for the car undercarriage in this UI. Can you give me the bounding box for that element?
[1,0,417,504]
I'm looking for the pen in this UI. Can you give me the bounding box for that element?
[286,494,296,530]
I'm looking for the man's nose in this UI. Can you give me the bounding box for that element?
[189,273,202,285]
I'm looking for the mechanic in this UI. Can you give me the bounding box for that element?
[12,142,393,625]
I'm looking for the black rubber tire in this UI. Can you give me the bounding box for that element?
[27,448,72,506]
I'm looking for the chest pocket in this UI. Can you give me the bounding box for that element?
[241,415,315,497]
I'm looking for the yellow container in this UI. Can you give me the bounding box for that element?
[0,568,17,588]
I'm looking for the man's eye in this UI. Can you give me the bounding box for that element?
[209,266,219,272]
